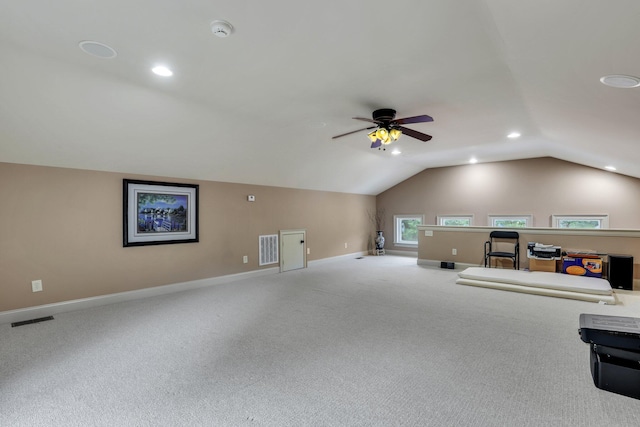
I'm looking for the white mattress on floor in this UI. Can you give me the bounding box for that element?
[456,267,616,304]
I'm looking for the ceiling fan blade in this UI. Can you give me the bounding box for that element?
[353,117,379,124]
[397,126,432,142]
[370,140,382,149]
[332,126,376,139]
[393,114,434,125]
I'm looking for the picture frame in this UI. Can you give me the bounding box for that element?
[123,179,199,247]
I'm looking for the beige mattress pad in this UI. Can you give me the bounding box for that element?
[457,267,613,296]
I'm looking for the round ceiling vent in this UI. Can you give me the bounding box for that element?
[79,41,117,59]
[600,74,640,88]
[211,20,233,38]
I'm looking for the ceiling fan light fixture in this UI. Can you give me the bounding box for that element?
[367,131,378,142]
[376,128,389,141]
[389,128,402,141]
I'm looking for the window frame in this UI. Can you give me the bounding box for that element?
[488,214,533,228]
[437,215,474,227]
[551,214,609,229]
[393,214,424,246]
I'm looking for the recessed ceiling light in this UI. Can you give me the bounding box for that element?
[152,65,173,77]
[507,132,521,139]
[79,41,117,59]
[600,75,640,88]
[391,149,401,155]
[605,165,617,171]
[469,157,478,164]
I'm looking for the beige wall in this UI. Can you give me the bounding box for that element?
[0,163,375,312]
[377,157,640,251]
[4,157,639,312]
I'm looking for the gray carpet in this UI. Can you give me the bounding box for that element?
[2,255,640,426]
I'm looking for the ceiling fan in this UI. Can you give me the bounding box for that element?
[332,108,433,149]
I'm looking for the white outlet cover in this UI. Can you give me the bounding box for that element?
[32,280,43,292]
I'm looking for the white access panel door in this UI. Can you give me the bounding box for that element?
[281,230,306,272]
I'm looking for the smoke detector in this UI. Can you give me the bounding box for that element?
[211,20,233,38]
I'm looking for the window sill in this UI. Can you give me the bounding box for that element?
[394,243,418,248]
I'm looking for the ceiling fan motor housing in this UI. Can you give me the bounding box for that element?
[372,108,396,123]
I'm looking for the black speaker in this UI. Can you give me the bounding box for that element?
[608,254,634,290]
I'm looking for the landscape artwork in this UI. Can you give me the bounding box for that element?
[137,192,189,234]
[123,179,199,247]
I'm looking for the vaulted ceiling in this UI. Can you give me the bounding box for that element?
[2,1,639,195]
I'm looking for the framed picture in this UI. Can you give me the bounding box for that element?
[123,179,199,247]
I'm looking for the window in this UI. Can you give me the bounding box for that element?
[551,215,609,229]
[394,215,424,245]
[437,215,473,226]
[488,215,532,228]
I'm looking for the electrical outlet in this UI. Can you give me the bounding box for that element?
[424,230,433,236]
[32,280,43,292]
[344,242,348,249]
[243,255,248,264]
[307,247,310,255]
[452,248,457,255]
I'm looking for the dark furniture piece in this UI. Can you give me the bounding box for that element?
[484,231,520,270]
[608,254,634,290]
[579,313,640,399]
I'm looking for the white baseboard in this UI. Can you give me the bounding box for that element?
[1,253,371,325]
[417,258,477,270]
[0,267,279,326]
[385,250,418,258]
[0,254,490,325]
[307,251,368,266]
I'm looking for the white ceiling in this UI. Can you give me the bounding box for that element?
[1,1,639,195]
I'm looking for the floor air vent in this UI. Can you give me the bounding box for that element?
[12,316,54,327]
[259,234,279,266]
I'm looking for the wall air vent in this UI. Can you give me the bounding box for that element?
[259,234,279,266]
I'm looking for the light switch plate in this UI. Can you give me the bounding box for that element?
[32,280,43,292]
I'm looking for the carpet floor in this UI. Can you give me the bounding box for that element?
[2,255,640,426]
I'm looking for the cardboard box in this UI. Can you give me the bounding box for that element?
[562,257,603,278]
[529,257,556,272]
